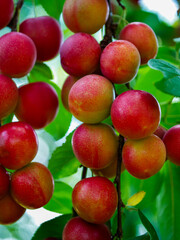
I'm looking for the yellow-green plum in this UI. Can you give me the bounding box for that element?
[111,90,161,139]
[0,193,26,225]
[61,75,78,111]
[100,40,140,84]
[60,33,101,77]
[119,22,158,65]
[69,74,114,123]
[72,176,118,224]
[63,0,109,34]
[72,123,118,169]
[63,217,111,240]
[163,125,180,165]
[122,135,166,179]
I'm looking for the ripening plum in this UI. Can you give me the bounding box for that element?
[0,193,26,225]
[122,135,166,179]
[100,40,140,84]
[68,74,114,123]
[11,162,54,209]
[72,176,118,224]
[63,0,109,34]
[72,123,118,169]
[20,16,63,62]
[0,0,14,30]
[0,74,18,120]
[119,22,158,64]
[92,158,125,179]
[0,122,38,170]
[63,217,111,240]
[0,165,10,199]
[0,32,37,78]
[15,82,59,129]
[154,125,167,139]
[111,90,161,139]
[60,33,101,77]
[61,75,78,111]
[163,125,180,165]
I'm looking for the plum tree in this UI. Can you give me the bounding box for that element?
[100,40,140,84]
[15,82,59,129]
[68,74,114,123]
[0,0,14,30]
[20,16,63,62]
[72,123,118,169]
[119,22,158,64]
[62,217,111,240]
[0,122,38,170]
[0,32,37,78]
[0,165,10,200]
[11,162,54,209]
[163,125,180,165]
[111,90,161,139]
[0,193,26,225]
[63,0,109,34]
[60,33,101,77]
[122,135,166,179]
[0,74,18,120]
[72,176,118,224]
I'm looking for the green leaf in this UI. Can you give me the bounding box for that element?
[44,181,73,214]
[0,213,37,240]
[127,233,150,240]
[155,76,180,97]
[161,102,180,128]
[38,0,65,20]
[156,46,180,66]
[32,214,72,240]
[138,209,159,240]
[48,131,80,179]
[28,62,53,82]
[148,59,180,79]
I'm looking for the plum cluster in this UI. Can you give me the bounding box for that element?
[0,1,64,225]
[60,0,180,238]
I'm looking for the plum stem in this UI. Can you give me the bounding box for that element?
[81,166,87,180]
[8,0,24,32]
[116,0,126,11]
[113,135,125,239]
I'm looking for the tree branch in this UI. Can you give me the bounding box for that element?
[8,0,24,31]
[116,0,126,10]
[113,135,125,239]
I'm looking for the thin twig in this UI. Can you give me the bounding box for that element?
[8,0,24,31]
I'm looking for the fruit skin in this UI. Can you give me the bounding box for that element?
[0,165,10,199]
[119,22,158,65]
[72,176,118,224]
[0,122,38,170]
[100,40,140,84]
[163,125,180,165]
[154,125,167,139]
[72,123,118,169]
[20,16,63,62]
[122,134,166,179]
[0,193,26,225]
[0,0,14,30]
[60,33,101,77]
[15,82,59,129]
[11,162,54,209]
[63,216,111,240]
[92,158,125,179]
[68,74,114,123]
[0,74,18,120]
[63,0,109,34]
[0,32,37,78]
[61,75,78,111]
[111,90,161,139]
